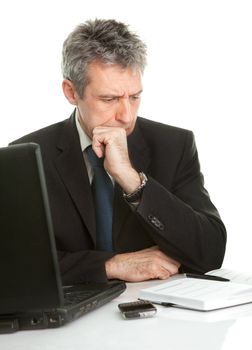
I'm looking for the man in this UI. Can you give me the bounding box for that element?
[11,19,226,285]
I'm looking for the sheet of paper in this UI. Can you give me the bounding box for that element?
[206,269,252,285]
[152,278,252,301]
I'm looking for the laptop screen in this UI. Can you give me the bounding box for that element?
[0,143,63,313]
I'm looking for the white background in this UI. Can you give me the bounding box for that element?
[0,0,251,271]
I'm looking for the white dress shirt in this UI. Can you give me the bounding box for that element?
[75,112,114,185]
[75,113,93,184]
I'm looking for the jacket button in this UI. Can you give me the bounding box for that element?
[159,223,164,230]
[148,214,165,230]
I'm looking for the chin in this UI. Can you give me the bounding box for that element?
[126,125,135,136]
[125,128,132,136]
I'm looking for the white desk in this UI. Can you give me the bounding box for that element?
[1,280,252,350]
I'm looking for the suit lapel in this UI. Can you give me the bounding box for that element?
[53,115,150,248]
[54,115,96,245]
[113,119,151,239]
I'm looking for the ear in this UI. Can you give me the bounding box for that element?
[62,79,79,105]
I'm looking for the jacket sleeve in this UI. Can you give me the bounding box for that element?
[57,249,116,285]
[134,131,226,274]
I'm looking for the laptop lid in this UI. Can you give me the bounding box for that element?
[0,143,64,314]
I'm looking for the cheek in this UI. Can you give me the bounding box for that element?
[129,99,140,114]
[130,104,140,121]
[135,99,141,111]
[87,113,115,131]
[95,105,118,124]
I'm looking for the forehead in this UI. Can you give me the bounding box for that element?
[86,61,142,95]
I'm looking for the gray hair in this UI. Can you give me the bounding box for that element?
[61,19,147,97]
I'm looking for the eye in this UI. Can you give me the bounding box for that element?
[101,98,113,102]
[130,95,141,101]
[101,97,118,103]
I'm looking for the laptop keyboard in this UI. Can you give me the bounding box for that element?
[63,286,103,306]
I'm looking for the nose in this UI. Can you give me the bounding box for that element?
[115,97,132,124]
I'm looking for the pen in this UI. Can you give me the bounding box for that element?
[185,273,230,282]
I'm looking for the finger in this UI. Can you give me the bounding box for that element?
[161,255,181,268]
[149,264,171,280]
[132,248,180,273]
[149,254,179,276]
[152,249,181,268]
[158,267,172,280]
[160,261,179,275]
[92,143,104,158]
[92,135,105,158]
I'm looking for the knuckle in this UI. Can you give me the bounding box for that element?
[169,264,179,275]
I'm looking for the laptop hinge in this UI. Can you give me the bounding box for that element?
[0,318,19,333]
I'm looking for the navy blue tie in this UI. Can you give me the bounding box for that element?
[86,146,114,251]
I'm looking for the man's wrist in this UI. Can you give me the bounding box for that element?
[123,172,148,204]
[113,167,141,194]
[105,256,117,279]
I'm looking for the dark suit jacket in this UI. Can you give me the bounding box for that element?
[12,113,226,284]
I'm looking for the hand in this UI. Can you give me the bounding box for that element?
[92,126,141,193]
[105,246,181,282]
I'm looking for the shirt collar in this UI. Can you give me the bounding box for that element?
[75,110,92,152]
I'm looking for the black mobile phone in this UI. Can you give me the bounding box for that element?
[118,300,157,319]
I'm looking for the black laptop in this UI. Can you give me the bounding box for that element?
[0,143,126,333]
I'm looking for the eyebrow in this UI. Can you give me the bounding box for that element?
[98,89,143,99]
